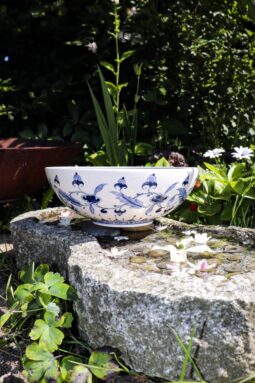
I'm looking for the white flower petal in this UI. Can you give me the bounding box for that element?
[187,245,214,254]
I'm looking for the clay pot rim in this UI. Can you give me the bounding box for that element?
[0,138,82,150]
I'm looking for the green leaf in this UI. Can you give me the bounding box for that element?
[47,282,76,300]
[100,61,115,74]
[34,271,77,300]
[68,365,92,383]
[227,163,246,181]
[20,264,35,284]
[60,356,84,380]
[204,163,226,178]
[87,151,109,166]
[88,82,118,165]
[34,264,50,282]
[197,200,221,216]
[14,284,34,304]
[135,143,153,157]
[61,312,73,328]
[0,310,12,327]
[155,157,169,167]
[29,312,65,352]
[41,188,54,210]
[23,343,60,382]
[229,180,245,195]
[119,50,135,62]
[44,272,64,287]
[25,342,54,361]
[88,351,121,379]
[46,302,60,316]
[98,68,119,156]
[105,81,117,100]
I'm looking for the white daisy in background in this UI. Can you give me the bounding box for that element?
[104,247,128,258]
[203,148,225,159]
[231,146,253,161]
[87,42,98,53]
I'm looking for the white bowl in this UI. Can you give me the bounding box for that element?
[45,166,198,228]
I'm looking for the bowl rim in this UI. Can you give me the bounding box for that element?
[45,166,198,171]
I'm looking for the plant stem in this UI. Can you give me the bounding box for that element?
[114,4,121,137]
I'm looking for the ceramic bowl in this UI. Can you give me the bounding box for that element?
[45,166,198,228]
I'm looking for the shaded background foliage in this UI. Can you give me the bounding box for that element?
[0,0,255,155]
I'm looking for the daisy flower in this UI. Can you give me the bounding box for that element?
[231,146,253,161]
[203,148,225,159]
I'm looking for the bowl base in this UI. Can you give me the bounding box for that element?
[93,220,153,229]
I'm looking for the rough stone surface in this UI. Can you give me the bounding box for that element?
[10,208,255,383]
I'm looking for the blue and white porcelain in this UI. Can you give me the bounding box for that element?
[45,167,198,228]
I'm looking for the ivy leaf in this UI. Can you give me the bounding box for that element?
[88,351,122,380]
[23,343,60,382]
[29,312,65,352]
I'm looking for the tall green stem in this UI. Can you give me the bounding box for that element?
[114,4,121,136]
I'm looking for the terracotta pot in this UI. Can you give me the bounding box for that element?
[0,138,83,201]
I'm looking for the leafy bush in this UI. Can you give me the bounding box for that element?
[0,0,255,152]
[173,146,255,227]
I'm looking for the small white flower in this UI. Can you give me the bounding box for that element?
[169,246,187,263]
[176,237,193,249]
[188,259,216,272]
[119,31,131,42]
[87,42,97,53]
[187,245,214,254]
[104,247,128,257]
[203,148,225,159]
[113,0,119,4]
[231,146,253,161]
[154,224,168,232]
[194,233,211,244]
[128,6,137,16]
[114,236,129,241]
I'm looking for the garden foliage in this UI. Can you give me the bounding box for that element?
[0,263,128,382]
[0,0,255,152]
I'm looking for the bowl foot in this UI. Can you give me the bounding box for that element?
[93,220,153,229]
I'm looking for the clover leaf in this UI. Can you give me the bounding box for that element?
[29,312,65,352]
[23,343,60,382]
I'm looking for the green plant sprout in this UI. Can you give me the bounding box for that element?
[88,1,143,166]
